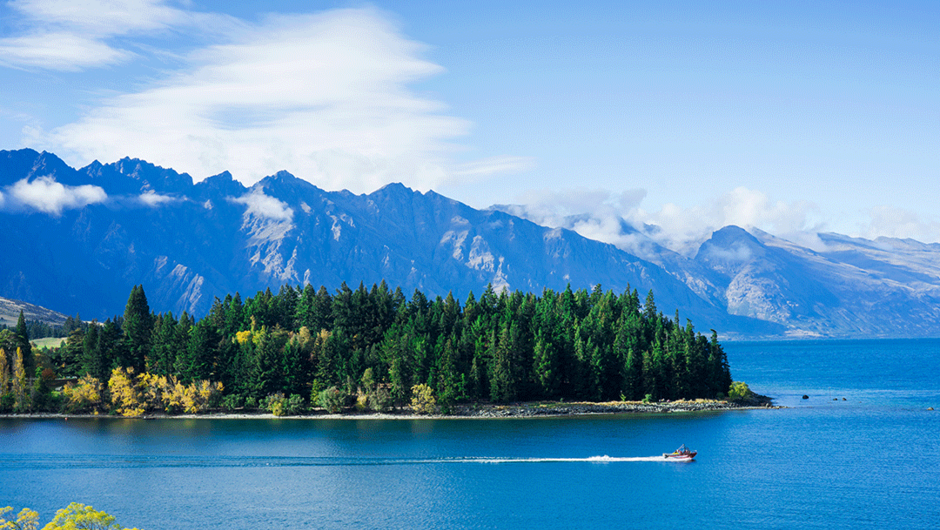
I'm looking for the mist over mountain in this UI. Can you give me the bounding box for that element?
[2,148,939,339]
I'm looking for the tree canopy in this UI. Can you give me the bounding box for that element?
[12,281,734,414]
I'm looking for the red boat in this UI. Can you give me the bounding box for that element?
[663,444,697,460]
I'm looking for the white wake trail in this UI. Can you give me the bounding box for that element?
[444,455,669,464]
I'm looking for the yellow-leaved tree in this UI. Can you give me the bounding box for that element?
[0,348,9,393]
[0,505,39,530]
[42,503,141,530]
[62,375,103,414]
[410,384,437,415]
[109,368,146,417]
[11,347,28,412]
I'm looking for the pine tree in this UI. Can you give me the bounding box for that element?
[122,285,153,373]
[13,311,33,376]
[81,322,108,382]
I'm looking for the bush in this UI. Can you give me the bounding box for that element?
[61,375,103,414]
[0,392,15,412]
[264,392,286,416]
[284,394,306,415]
[318,386,345,414]
[355,393,368,412]
[368,387,393,412]
[31,378,56,412]
[410,384,437,415]
[221,394,244,411]
[728,381,754,402]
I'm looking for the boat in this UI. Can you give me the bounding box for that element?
[663,444,697,460]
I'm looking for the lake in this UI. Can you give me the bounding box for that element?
[2,339,939,529]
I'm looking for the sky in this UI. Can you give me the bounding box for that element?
[1,0,938,253]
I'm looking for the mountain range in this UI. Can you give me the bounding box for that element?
[2,148,939,339]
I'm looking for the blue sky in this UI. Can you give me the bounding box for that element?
[1,0,937,251]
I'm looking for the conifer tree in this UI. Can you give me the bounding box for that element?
[81,322,107,382]
[14,311,33,375]
[123,285,153,373]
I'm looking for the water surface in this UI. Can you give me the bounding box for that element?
[3,339,938,529]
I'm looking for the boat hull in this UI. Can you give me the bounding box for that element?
[663,451,697,460]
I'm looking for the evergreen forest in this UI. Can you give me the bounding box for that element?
[0,282,733,415]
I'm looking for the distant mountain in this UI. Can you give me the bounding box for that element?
[2,148,939,338]
[696,227,940,337]
[0,295,68,328]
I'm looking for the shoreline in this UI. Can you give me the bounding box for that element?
[1,397,780,420]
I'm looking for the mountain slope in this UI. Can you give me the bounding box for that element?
[2,148,939,338]
[0,149,772,336]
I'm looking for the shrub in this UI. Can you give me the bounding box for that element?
[263,392,285,414]
[62,375,103,414]
[728,381,754,402]
[318,386,345,413]
[410,384,437,415]
[0,392,15,413]
[355,393,368,412]
[221,394,244,411]
[368,387,393,412]
[284,394,306,415]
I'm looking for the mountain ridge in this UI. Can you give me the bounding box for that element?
[2,148,938,339]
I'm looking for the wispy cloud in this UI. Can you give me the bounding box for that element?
[642,187,823,254]
[502,186,823,256]
[230,189,293,221]
[859,206,940,243]
[138,190,178,207]
[5,176,107,215]
[0,32,132,70]
[14,6,494,195]
[452,156,535,179]
[0,0,227,70]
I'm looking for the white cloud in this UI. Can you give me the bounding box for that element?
[9,0,183,33]
[859,206,940,243]
[452,156,536,179]
[138,191,178,207]
[33,8,479,193]
[633,188,823,255]
[230,189,293,221]
[6,176,107,215]
[0,32,132,70]
[0,0,218,70]
[502,186,822,256]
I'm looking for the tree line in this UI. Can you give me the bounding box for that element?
[1,281,733,414]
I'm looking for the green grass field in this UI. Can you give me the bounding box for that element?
[31,336,67,349]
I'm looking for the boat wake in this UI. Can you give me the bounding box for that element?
[468,455,666,463]
[3,454,672,470]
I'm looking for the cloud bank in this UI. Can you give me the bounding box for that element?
[0,0,231,70]
[502,186,825,256]
[230,189,293,221]
[9,3,519,194]
[5,177,107,215]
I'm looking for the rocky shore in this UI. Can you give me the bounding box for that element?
[443,396,778,418]
[3,396,778,420]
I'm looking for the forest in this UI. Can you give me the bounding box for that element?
[0,281,733,415]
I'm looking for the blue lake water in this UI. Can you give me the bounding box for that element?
[2,339,939,529]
